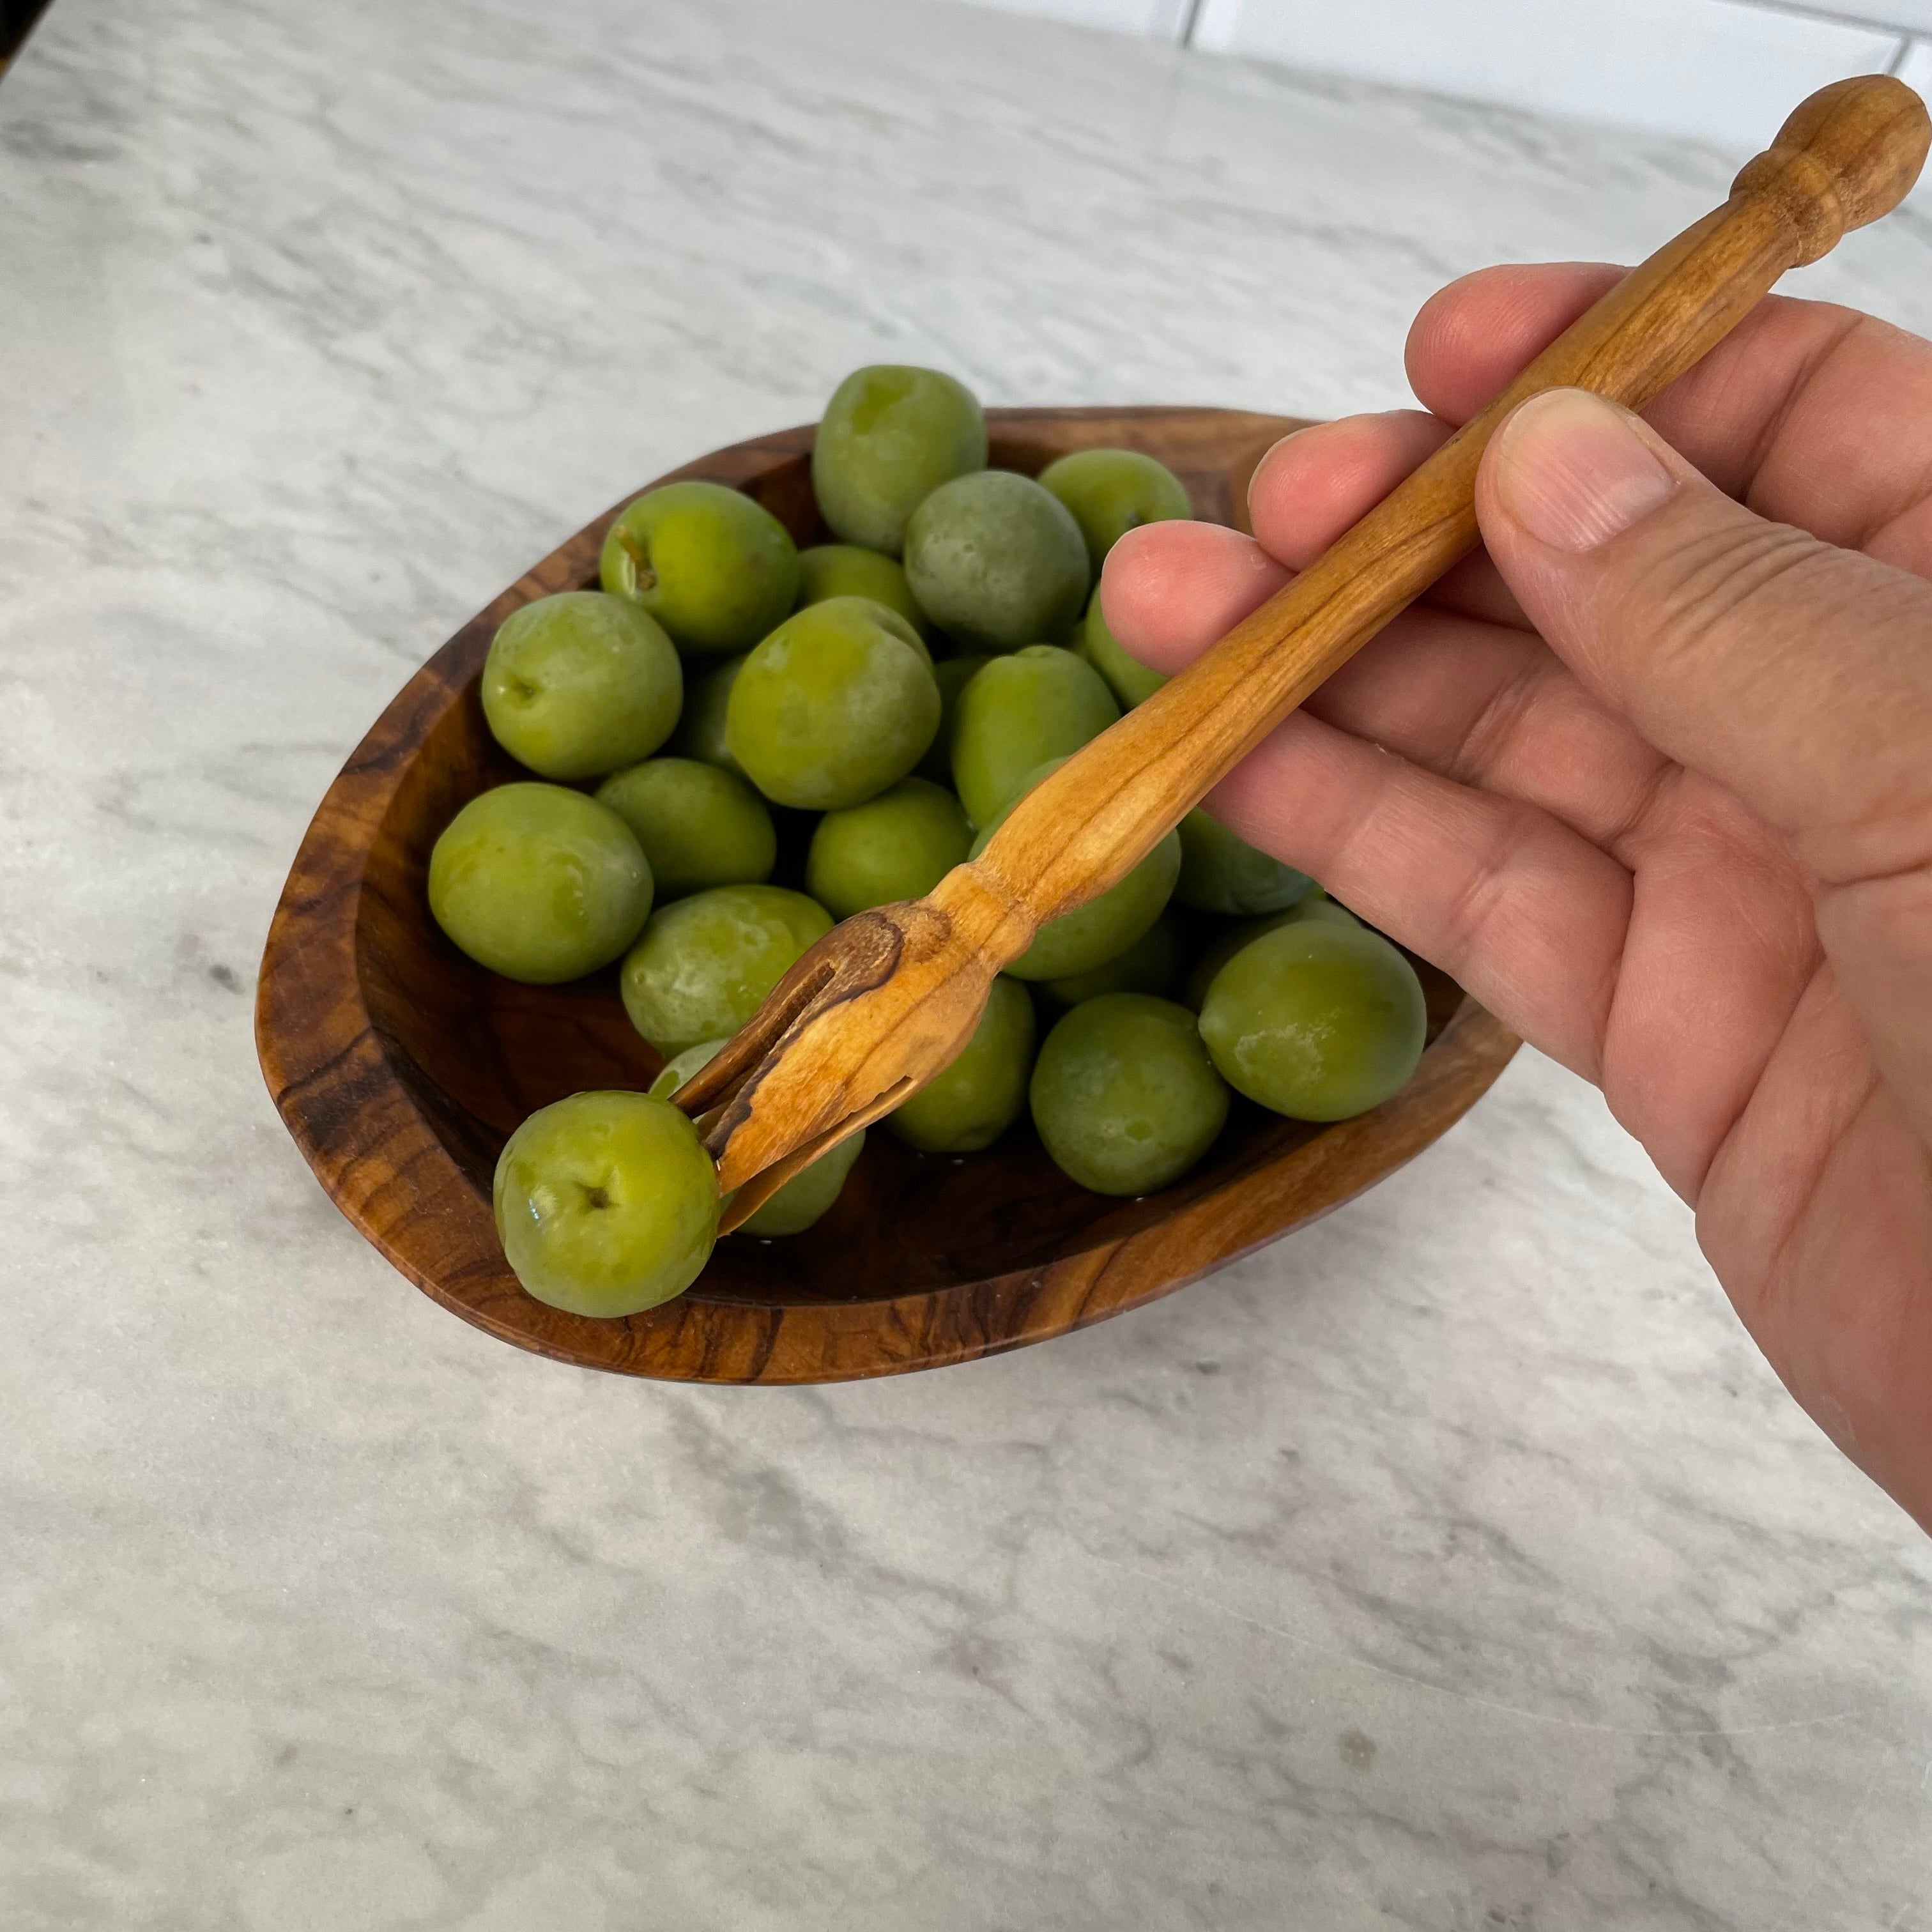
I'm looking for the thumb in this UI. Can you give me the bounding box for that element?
[1476,385,1932,1144]
[1475,386,1932,878]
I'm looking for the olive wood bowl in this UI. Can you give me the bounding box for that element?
[256,406,1520,1383]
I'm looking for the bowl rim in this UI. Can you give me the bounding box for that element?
[255,405,1521,1384]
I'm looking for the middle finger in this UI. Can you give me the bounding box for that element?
[1248,410,1536,632]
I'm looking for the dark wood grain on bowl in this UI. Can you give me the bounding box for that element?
[256,406,1519,1383]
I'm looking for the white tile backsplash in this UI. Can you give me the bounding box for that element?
[1190,0,1901,148]
[1781,0,1932,29]
[944,0,1928,170]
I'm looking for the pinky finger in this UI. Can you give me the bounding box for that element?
[1206,712,1631,1082]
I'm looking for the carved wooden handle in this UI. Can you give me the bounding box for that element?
[967,75,1929,951]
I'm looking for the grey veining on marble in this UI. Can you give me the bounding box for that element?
[2,0,1929,1926]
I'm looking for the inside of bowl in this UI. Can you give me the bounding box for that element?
[352,427,1466,1309]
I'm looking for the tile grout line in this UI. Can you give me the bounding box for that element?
[1718,0,1927,38]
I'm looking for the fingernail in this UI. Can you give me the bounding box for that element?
[1489,389,1674,552]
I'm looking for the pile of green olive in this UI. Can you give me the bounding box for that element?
[429,366,1429,1319]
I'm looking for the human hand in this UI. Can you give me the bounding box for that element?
[1105,266,1932,1529]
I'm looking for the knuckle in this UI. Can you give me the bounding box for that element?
[1449,657,1554,786]
[1433,806,1528,965]
[1636,516,1827,682]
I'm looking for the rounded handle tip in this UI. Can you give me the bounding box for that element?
[1735,75,1930,260]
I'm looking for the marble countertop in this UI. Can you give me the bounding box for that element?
[4,0,1929,1925]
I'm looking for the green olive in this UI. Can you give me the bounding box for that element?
[1179,894,1359,1010]
[1198,920,1427,1121]
[648,1038,732,1108]
[797,544,930,640]
[811,592,931,664]
[670,652,748,776]
[725,597,939,810]
[949,645,1117,828]
[1297,890,1358,926]
[429,782,652,984]
[619,884,832,1056]
[733,1132,866,1237]
[1174,808,1314,916]
[885,975,1036,1153]
[1037,447,1192,575]
[969,761,1179,981]
[903,470,1091,652]
[482,591,683,781]
[812,365,987,555]
[650,1041,864,1236]
[493,1091,717,1316]
[805,776,972,919]
[916,653,990,784]
[594,757,776,900]
[1029,993,1229,1196]
[1041,912,1182,1006]
[1076,583,1166,710]
[600,480,800,658]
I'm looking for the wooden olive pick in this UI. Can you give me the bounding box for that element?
[683,73,1930,1223]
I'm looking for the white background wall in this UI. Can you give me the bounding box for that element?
[958,0,1932,187]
